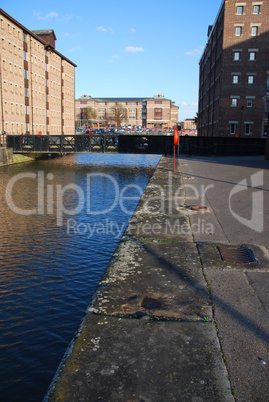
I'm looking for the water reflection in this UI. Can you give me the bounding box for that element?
[0,154,160,401]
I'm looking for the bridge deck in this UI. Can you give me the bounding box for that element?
[6,134,173,155]
[6,134,266,157]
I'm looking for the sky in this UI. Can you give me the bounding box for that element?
[2,0,223,121]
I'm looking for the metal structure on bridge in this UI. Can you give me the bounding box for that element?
[6,134,266,157]
[6,134,173,155]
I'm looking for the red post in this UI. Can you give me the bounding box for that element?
[173,128,179,172]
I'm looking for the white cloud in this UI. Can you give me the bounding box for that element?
[33,11,59,20]
[125,46,144,53]
[68,46,81,52]
[179,101,198,120]
[61,32,80,38]
[130,28,136,34]
[109,54,121,63]
[96,26,114,34]
[185,46,204,57]
[180,101,198,107]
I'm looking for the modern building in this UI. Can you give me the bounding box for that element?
[198,0,269,137]
[75,94,179,129]
[0,9,76,137]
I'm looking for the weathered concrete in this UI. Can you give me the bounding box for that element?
[46,156,234,401]
[91,239,211,321]
[0,147,33,166]
[48,317,232,402]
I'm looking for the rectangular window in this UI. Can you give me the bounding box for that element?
[24,87,28,97]
[230,123,237,135]
[248,75,254,84]
[235,27,242,36]
[249,52,256,61]
[24,69,27,79]
[247,99,253,107]
[251,26,258,36]
[237,6,243,14]
[231,98,238,107]
[23,50,27,61]
[245,124,252,135]
[234,52,240,60]
[233,75,239,84]
[253,5,260,14]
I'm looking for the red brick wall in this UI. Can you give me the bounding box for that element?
[198,0,269,138]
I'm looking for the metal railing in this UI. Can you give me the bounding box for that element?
[6,134,266,156]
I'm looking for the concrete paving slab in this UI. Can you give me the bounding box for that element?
[198,242,269,271]
[179,156,269,246]
[205,269,269,401]
[246,272,269,315]
[127,214,193,242]
[48,315,233,402]
[126,159,193,242]
[90,239,211,321]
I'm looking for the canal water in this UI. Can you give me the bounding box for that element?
[0,153,160,401]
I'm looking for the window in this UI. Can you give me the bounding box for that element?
[24,87,28,97]
[248,75,254,84]
[23,50,27,61]
[249,52,256,61]
[251,26,258,36]
[24,69,27,79]
[237,6,243,14]
[245,123,253,135]
[247,99,253,107]
[231,98,238,107]
[235,27,242,36]
[230,123,237,135]
[233,75,239,84]
[234,52,240,60]
[253,5,260,14]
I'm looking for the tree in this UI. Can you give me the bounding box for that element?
[83,107,98,125]
[194,112,199,126]
[109,103,127,126]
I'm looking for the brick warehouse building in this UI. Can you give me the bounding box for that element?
[75,94,179,129]
[0,9,76,136]
[198,0,269,137]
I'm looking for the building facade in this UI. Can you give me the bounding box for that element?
[0,9,76,136]
[75,94,179,129]
[198,0,269,137]
[182,118,197,135]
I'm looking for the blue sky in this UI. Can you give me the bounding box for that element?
[2,0,222,121]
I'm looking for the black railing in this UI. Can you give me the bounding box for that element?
[6,134,266,156]
[6,134,173,155]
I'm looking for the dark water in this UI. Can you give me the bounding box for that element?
[0,154,160,401]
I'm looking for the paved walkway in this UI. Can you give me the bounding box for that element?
[46,156,269,401]
[179,155,269,401]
